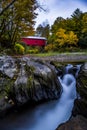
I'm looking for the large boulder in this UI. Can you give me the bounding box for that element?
[0,56,61,115]
[72,62,87,117]
[77,62,87,99]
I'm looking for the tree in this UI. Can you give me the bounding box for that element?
[36,20,50,39]
[0,0,39,48]
[71,8,83,19]
[67,31,78,46]
[0,0,16,16]
[79,13,87,47]
[49,8,87,49]
[55,28,78,47]
[51,17,66,34]
[71,8,83,38]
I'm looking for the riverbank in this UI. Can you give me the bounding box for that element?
[11,53,87,62]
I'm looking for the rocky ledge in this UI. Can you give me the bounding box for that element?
[0,56,61,116]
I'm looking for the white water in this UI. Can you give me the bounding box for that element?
[0,65,78,130]
[65,64,73,74]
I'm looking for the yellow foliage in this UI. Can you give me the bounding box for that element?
[55,28,78,47]
[66,31,78,46]
[14,43,25,54]
[27,48,39,54]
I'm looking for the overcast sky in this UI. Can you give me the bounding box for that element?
[35,0,87,28]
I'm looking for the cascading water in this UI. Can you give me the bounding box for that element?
[65,64,73,74]
[0,64,81,130]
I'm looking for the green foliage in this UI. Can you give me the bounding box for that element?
[48,8,87,50]
[24,46,42,54]
[14,43,25,54]
[79,13,87,47]
[44,44,57,52]
[0,0,38,48]
[27,48,39,54]
[51,17,66,34]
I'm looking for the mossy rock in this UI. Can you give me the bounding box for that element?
[75,62,87,117]
[77,62,87,101]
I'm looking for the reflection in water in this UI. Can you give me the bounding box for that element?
[0,72,76,130]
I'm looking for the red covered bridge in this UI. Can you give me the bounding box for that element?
[21,36,47,47]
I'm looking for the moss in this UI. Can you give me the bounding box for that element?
[27,75,33,89]
[0,92,6,99]
[4,80,14,96]
[81,78,87,88]
[25,65,35,75]
[50,61,65,70]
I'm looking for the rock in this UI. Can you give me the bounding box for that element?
[0,56,17,78]
[77,62,87,98]
[56,115,87,130]
[0,56,61,115]
[0,97,14,117]
[72,62,87,117]
[72,99,87,118]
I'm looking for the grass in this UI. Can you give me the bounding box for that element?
[32,51,87,57]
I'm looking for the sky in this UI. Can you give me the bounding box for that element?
[35,0,87,28]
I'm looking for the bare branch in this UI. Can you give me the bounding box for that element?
[0,0,16,16]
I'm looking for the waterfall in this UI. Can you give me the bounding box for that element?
[0,64,81,130]
[65,64,73,74]
[59,74,76,100]
[75,64,82,78]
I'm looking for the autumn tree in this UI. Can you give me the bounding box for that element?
[55,28,78,47]
[0,0,16,16]
[0,0,38,48]
[48,8,87,49]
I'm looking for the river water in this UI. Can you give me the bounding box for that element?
[0,65,78,130]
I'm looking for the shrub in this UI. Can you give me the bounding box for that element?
[14,43,25,54]
[44,44,57,52]
[27,48,39,54]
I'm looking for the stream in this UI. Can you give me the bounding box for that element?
[0,64,80,130]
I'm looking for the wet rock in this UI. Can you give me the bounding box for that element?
[0,97,14,117]
[56,115,87,130]
[72,99,87,118]
[68,66,77,76]
[72,62,87,117]
[64,64,81,78]
[77,62,87,93]
[68,62,87,130]
[0,56,61,115]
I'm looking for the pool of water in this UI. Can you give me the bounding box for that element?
[0,73,76,130]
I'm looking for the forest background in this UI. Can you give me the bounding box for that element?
[0,0,87,54]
